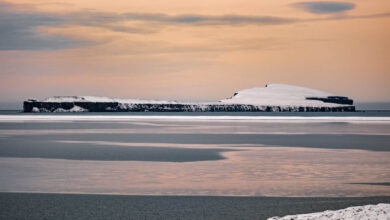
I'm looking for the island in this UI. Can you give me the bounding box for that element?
[23,84,355,112]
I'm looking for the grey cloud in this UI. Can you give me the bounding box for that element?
[0,1,296,50]
[119,13,294,25]
[65,9,390,29]
[0,31,95,50]
[58,11,295,31]
[0,2,96,50]
[295,1,355,14]
[1,1,389,51]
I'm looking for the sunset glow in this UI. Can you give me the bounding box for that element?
[0,0,389,102]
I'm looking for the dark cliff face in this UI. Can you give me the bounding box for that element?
[23,101,356,112]
[306,96,353,105]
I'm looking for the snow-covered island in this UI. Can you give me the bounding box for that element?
[23,84,355,112]
[268,203,390,220]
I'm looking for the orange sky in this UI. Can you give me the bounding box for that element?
[0,0,389,102]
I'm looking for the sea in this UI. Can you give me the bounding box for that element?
[0,110,389,198]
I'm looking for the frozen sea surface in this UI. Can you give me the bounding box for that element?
[1,193,389,220]
[0,111,389,197]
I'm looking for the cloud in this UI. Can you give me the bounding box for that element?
[0,2,96,50]
[327,12,390,20]
[119,13,295,25]
[0,1,297,50]
[295,1,355,14]
[0,32,94,50]
[58,11,296,32]
[1,1,389,51]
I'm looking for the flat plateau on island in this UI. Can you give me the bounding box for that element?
[23,84,356,112]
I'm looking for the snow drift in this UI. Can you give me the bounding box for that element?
[268,203,390,220]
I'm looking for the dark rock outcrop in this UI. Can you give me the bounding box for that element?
[306,96,353,105]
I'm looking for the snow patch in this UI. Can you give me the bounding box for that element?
[268,203,390,220]
[31,107,40,113]
[43,96,178,104]
[220,84,346,107]
[53,106,88,113]
[31,107,49,113]
[69,106,88,112]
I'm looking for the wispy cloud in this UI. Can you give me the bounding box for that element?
[120,13,295,25]
[294,1,355,14]
[326,12,390,20]
[0,1,389,51]
[0,2,96,50]
[0,2,297,51]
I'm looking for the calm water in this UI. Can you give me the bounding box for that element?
[0,111,389,197]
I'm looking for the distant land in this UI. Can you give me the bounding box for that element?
[23,84,356,112]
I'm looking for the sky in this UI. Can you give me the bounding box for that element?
[0,0,389,105]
